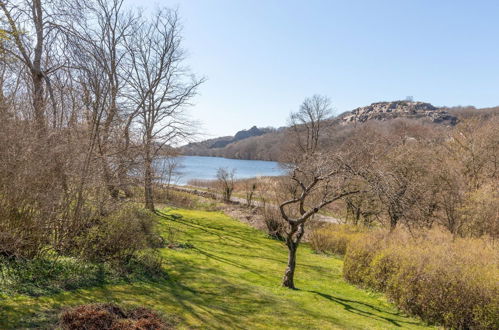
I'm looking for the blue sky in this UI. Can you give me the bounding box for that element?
[128,0,499,137]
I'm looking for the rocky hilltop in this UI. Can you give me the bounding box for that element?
[209,126,268,149]
[339,101,458,125]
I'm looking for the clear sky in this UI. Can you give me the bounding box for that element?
[128,0,499,137]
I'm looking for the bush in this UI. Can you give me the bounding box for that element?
[0,201,48,259]
[77,205,162,263]
[58,303,173,329]
[343,228,499,329]
[259,204,286,240]
[309,224,366,255]
[1,205,166,296]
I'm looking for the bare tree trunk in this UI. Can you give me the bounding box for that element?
[144,143,155,211]
[282,223,304,289]
[117,123,133,198]
[0,1,46,132]
[282,240,298,289]
[0,78,6,116]
[388,207,401,232]
[29,0,47,133]
[31,70,46,132]
[355,207,361,225]
[389,218,398,232]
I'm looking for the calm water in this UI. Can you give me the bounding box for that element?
[158,156,285,185]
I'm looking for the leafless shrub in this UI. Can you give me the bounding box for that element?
[243,181,257,207]
[261,205,287,240]
[76,205,162,264]
[216,167,236,201]
[309,224,366,255]
[344,228,499,329]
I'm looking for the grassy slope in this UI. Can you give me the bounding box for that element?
[0,209,432,329]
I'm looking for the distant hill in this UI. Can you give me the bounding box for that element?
[208,126,269,148]
[180,101,497,161]
[181,126,275,157]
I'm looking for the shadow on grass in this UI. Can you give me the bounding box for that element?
[159,258,282,328]
[157,210,341,277]
[307,290,422,327]
[191,246,269,280]
[155,209,424,328]
[1,209,427,329]
[6,258,282,329]
[156,210,277,249]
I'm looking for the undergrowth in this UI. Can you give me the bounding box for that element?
[343,228,499,329]
[0,252,167,297]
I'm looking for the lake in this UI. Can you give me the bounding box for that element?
[157,156,285,185]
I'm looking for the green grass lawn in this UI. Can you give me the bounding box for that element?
[0,208,433,329]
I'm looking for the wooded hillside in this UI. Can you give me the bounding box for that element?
[180,103,498,161]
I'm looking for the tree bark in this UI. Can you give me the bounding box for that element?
[31,70,46,132]
[144,147,155,211]
[282,223,304,289]
[388,208,400,232]
[282,240,298,289]
[31,0,46,133]
[117,124,133,198]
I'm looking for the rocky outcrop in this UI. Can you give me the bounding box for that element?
[233,126,266,142]
[209,126,268,149]
[340,101,458,125]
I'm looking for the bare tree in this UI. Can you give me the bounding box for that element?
[65,0,141,199]
[216,167,236,201]
[126,9,203,211]
[0,0,206,265]
[344,189,381,226]
[289,95,332,157]
[0,0,74,132]
[279,96,360,289]
[159,155,183,198]
[244,180,257,207]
